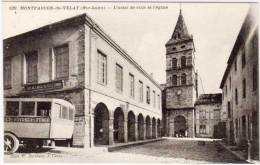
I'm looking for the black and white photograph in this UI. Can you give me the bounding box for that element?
[2,0,259,163]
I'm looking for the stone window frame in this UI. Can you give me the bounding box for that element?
[181,73,187,85]
[53,44,70,80]
[97,50,107,85]
[146,86,150,105]
[129,73,135,98]
[4,57,12,89]
[23,50,38,84]
[115,63,123,92]
[181,56,186,68]
[138,80,143,102]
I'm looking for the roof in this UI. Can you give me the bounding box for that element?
[166,9,192,46]
[195,93,222,105]
[3,13,162,90]
[220,5,258,88]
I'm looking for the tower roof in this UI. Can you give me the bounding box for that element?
[166,9,192,45]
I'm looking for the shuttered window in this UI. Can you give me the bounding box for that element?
[54,44,69,79]
[116,64,123,91]
[26,51,38,83]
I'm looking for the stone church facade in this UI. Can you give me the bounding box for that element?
[162,10,197,137]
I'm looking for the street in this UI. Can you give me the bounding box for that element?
[5,139,246,163]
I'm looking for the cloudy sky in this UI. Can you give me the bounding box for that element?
[3,2,251,94]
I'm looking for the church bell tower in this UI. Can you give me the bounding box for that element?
[164,9,197,137]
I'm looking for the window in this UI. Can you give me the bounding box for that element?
[25,51,38,83]
[138,81,143,102]
[206,110,209,119]
[97,50,107,85]
[210,111,214,119]
[54,44,69,79]
[153,90,156,108]
[69,108,74,120]
[229,76,231,90]
[181,45,186,49]
[214,109,220,120]
[200,110,206,119]
[21,102,35,116]
[157,94,160,109]
[37,102,51,117]
[146,86,150,104]
[181,73,186,85]
[5,101,19,116]
[225,85,227,96]
[181,56,186,67]
[228,101,231,118]
[199,125,206,134]
[172,47,176,51]
[242,78,246,98]
[235,88,238,105]
[172,58,177,69]
[116,64,123,92]
[129,73,135,97]
[234,58,237,71]
[186,56,192,66]
[62,106,68,119]
[253,66,258,91]
[4,58,12,88]
[242,49,246,68]
[172,75,177,86]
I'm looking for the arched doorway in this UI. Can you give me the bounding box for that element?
[152,117,156,138]
[138,114,144,140]
[174,115,187,137]
[128,111,136,141]
[114,108,125,143]
[94,103,109,145]
[145,116,151,139]
[157,119,161,137]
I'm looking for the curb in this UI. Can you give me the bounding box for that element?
[108,138,166,152]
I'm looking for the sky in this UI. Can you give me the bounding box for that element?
[2,2,251,94]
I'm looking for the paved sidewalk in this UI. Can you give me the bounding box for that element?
[218,141,260,164]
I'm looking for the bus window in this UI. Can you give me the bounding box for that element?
[5,101,19,116]
[21,102,35,116]
[69,108,74,120]
[62,106,68,119]
[37,102,51,117]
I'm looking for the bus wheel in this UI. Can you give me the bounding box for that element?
[4,133,19,154]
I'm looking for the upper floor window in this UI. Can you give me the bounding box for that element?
[129,73,135,98]
[181,73,186,85]
[138,81,143,102]
[234,58,237,71]
[228,101,231,118]
[199,125,206,134]
[181,56,186,67]
[172,75,177,86]
[157,94,160,109]
[116,64,123,92]
[146,86,150,104]
[54,44,69,79]
[225,85,227,96]
[97,50,107,85]
[235,88,238,105]
[242,78,246,98]
[200,110,206,119]
[172,58,177,69]
[242,49,246,69]
[25,51,38,84]
[214,109,220,120]
[253,66,258,91]
[153,90,156,108]
[186,56,192,66]
[4,58,12,88]
[229,76,231,90]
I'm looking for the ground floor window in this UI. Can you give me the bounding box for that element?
[199,125,206,134]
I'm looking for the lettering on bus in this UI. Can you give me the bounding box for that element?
[4,117,50,123]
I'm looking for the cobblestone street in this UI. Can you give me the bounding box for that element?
[5,139,246,163]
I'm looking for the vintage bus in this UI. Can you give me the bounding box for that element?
[4,98,75,154]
